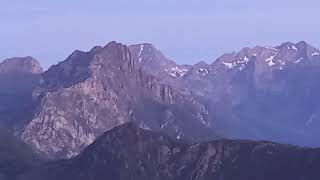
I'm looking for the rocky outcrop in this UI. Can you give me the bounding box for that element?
[20,122,320,180]
[129,43,191,86]
[21,42,216,158]
[0,56,43,74]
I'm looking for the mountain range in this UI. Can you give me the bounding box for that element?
[1,40,320,179]
[130,41,320,147]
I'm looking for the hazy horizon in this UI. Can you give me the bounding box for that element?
[1,0,320,69]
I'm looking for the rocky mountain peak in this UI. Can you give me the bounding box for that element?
[277,41,314,52]
[214,41,320,73]
[0,56,43,74]
[41,41,134,90]
[20,41,215,159]
[279,41,298,50]
[183,61,211,79]
[99,41,134,68]
[129,42,176,70]
[296,41,309,49]
[129,43,157,62]
[128,43,192,85]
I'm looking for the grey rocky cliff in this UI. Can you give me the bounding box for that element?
[129,44,191,87]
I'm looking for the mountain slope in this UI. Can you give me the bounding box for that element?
[149,41,320,147]
[20,122,320,180]
[0,128,42,180]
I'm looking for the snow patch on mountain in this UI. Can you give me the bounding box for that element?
[160,121,169,129]
[265,46,280,52]
[169,72,177,77]
[265,53,277,66]
[237,56,250,64]
[287,45,298,51]
[197,68,209,76]
[222,62,237,69]
[295,57,304,63]
[169,66,188,77]
[279,60,286,70]
[291,45,298,51]
[222,56,251,71]
[138,45,144,57]
[138,45,144,62]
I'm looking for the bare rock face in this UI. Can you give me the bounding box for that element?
[21,42,216,158]
[129,44,191,86]
[20,122,320,180]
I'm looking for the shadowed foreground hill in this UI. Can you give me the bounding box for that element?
[0,129,42,180]
[20,122,320,180]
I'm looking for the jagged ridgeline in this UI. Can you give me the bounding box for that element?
[2,41,320,159]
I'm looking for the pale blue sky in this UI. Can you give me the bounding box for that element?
[1,0,320,68]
